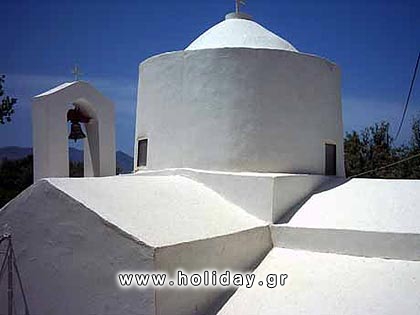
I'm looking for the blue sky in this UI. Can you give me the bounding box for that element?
[1,0,419,155]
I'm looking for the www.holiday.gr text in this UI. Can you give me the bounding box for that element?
[117,270,288,289]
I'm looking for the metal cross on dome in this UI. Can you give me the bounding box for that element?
[235,0,246,14]
[71,64,83,81]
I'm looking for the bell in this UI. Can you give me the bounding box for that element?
[67,107,90,142]
[68,121,86,142]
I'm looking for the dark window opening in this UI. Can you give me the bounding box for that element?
[325,143,337,176]
[137,139,148,167]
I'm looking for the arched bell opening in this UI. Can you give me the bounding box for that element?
[32,81,116,181]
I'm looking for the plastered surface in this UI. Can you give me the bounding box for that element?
[0,180,155,315]
[136,168,330,222]
[47,175,266,247]
[272,225,420,261]
[186,16,297,51]
[136,48,344,176]
[32,81,116,180]
[155,226,272,315]
[286,178,420,234]
[218,248,420,315]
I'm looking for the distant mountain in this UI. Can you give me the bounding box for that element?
[0,146,133,174]
[0,146,32,160]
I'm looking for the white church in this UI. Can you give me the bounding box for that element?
[1,9,420,315]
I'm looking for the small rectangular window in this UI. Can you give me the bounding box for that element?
[325,143,337,176]
[137,139,148,167]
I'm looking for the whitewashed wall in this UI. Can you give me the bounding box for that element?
[155,226,271,315]
[135,48,344,176]
[32,81,116,181]
[0,180,154,315]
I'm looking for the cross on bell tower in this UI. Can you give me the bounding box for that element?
[71,64,83,81]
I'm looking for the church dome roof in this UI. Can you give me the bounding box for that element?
[185,13,298,52]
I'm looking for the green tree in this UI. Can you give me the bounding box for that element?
[410,116,420,152]
[344,118,420,179]
[0,75,18,124]
[345,121,395,178]
[343,130,364,176]
[0,155,33,207]
[405,116,420,178]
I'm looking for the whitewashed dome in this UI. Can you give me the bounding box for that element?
[186,12,298,52]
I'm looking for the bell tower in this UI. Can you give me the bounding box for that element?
[32,81,116,181]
